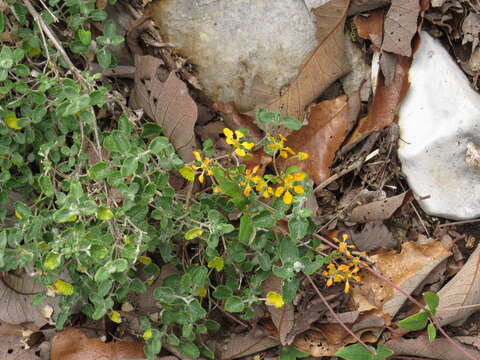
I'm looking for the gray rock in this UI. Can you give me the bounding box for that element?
[398,32,480,219]
[148,0,319,111]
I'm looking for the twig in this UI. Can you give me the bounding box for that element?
[305,274,374,353]
[22,0,88,88]
[438,218,480,228]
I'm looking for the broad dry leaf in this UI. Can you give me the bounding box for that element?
[346,54,410,147]
[462,13,480,53]
[0,335,41,360]
[348,192,406,223]
[381,0,421,57]
[284,300,326,345]
[436,243,480,326]
[354,9,385,49]
[213,329,279,360]
[134,55,197,162]
[0,272,58,327]
[280,93,360,184]
[260,0,351,123]
[51,328,145,360]
[262,275,294,345]
[351,241,451,318]
[352,221,396,252]
[348,0,390,15]
[386,336,480,360]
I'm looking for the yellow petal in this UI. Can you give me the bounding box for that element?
[235,148,246,157]
[326,278,333,287]
[283,191,293,204]
[198,287,207,297]
[298,152,309,160]
[143,329,153,340]
[193,151,202,162]
[294,172,307,181]
[275,186,284,197]
[138,256,152,265]
[344,280,350,293]
[234,130,244,139]
[110,311,121,324]
[243,185,252,196]
[223,128,233,138]
[185,227,203,240]
[265,291,284,308]
[279,150,288,159]
[198,173,205,183]
[242,142,255,150]
[294,185,304,194]
[54,279,74,296]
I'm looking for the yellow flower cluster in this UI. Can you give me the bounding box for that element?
[274,171,306,205]
[266,134,309,161]
[223,128,255,157]
[323,233,365,293]
[191,151,213,183]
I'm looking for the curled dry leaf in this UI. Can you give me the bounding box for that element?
[212,329,279,360]
[352,241,451,318]
[348,192,406,223]
[381,0,421,57]
[386,336,480,360]
[134,55,197,162]
[354,9,385,49]
[280,93,360,184]
[346,54,410,147]
[0,335,41,360]
[261,0,351,124]
[262,275,294,345]
[0,271,58,327]
[436,243,480,326]
[50,328,145,360]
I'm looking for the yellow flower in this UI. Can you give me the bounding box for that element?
[109,311,121,324]
[191,151,213,183]
[207,256,224,272]
[223,128,255,157]
[266,134,295,159]
[333,233,356,257]
[240,165,260,196]
[143,329,153,340]
[3,113,23,130]
[198,287,207,297]
[323,263,362,293]
[274,172,307,204]
[297,152,309,160]
[253,176,274,198]
[265,291,285,308]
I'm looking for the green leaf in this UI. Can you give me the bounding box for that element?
[212,285,232,300]
[239,214,254,244]
[423,291,439,315]
[14,202,31,219]
[0,13,4,33]
[279,345,309,360]
[224,296,244,313]
[53,208,78,223]
[44,253,61,270]
[142,123,162,138]
[427,322,437,342]
[336,344,393,360]
[76,28,91,45]
[38,175,54,196]
[96,206,114,220]
[110,130,130,153]
[0,46,13,69]
[397,311,429,331]
[288,216,309,240]
[256,109,279,125]
[185,228,203,240]
[96,47,111,69]
[282,115,303,130]
[88,161,110,179]
[179,166,195,182]
[179,340,200,359]
[103,19,117,38]
[0,231,6,268]
[149,137,169,154]
[121,156,138,177]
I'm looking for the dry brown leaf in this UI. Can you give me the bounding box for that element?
[436,243,480,326]
[134,55,197,162]
[260,0,351,124]
[213,329,279,360]
[348,0,390,15]
[352,221,396,252]
[0,335,41,360]
[280,93,360,184]
[51,328,145,360]
[348,192,406,222]
[0,272,58,327]
[354,9,385,49]
[284,300,326,345]
[346,55,410,147]
[386,336,480,360]
[262,276,294,345]
[462,13,480,53]
[381,0,420,57]
[352,241,451,318]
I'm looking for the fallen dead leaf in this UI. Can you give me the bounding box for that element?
[284,299,326,345]
[436,243,480,326]
[280,93,360,184]
[352,241,451,318]
[381,0,421,57]
[0,271,58,327]
[262,276,294,345]
[352,221,397,252]
[386,336,480,360]
[212,329,279,360]
[260,0,351,124]
[0,335,41,360]
[462,13,480,54]
[348,192,406,223]
[354,9,385,49]
[346,54,410,147]
[134,55,197,162]
[348,0,390,15]
[50,328,145,360]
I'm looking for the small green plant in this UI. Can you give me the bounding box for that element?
[335,344,394,360]
[397,291,440,341]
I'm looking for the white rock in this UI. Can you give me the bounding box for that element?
[398,32,480,220]
[148,0,319,112]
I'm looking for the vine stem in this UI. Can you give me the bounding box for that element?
[305,274,375,354]
[313,233,477,360]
